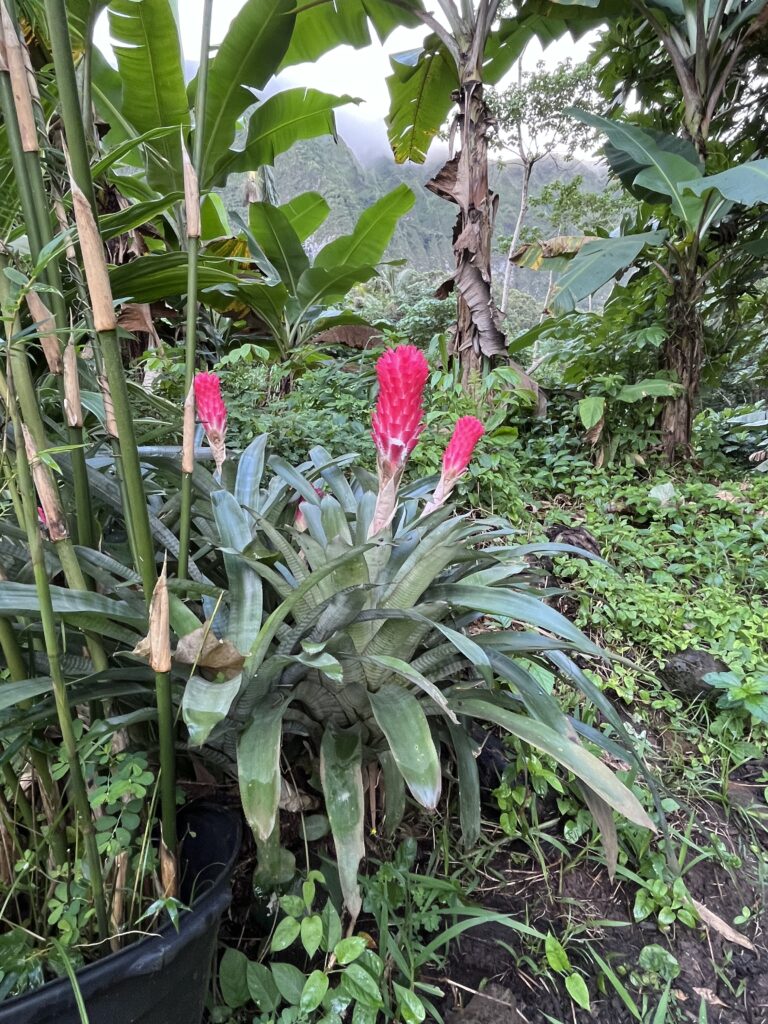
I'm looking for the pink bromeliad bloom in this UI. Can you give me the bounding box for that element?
[371,345,429,474]
[194,372,227,474]
[424,416,485,514]
[369,345,429,535]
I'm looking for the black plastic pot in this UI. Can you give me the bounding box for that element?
[0,802,241,1024]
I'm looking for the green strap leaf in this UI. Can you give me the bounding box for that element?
[182,673,242,747]
[368,683,441,810]
[320,726,365,916]
[238,697,288,843]
[386,40,457,164]
[427,582,602,655]
[314,184,415,269]
[450,697,655,831]
[212,89,359,186]
[196,0,296,184]
[280,192,331,242]
[212,491,263,655]
[246,202,309,301]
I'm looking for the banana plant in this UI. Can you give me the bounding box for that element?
[99,0,354,195]
[511,113,768,460]
[175,347,656,917]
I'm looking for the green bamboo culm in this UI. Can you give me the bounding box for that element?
[178,0,214,583]
[0,2,95,548]
[43,0,177,855]
[1,364,109,942]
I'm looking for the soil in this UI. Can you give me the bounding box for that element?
[434,818,768,1024]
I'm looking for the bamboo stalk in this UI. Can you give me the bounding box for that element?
[0,3,95,549]
[177,0,213,583]
[3,353,109,940]
[44,0,177,854]
[0,310,109,672]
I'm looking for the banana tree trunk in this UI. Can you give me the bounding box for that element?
[659,274,704,460]
[428,69,505,384]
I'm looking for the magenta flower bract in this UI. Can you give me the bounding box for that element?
[371,345,429,474]
[194,372,227,474]
[369,345,429,536]
[424,416,485,514]
[442,416,485,477]
[194,372,227,438]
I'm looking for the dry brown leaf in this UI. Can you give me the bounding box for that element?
[279,778,318,813]
[691,899,756,951]
[182,139,200,239]
[69,174,117,332]
[26,291,63,374]
[22,425,68,542]
[146,561,171,673]
[692,988,728,1009]
[159,838,178,899]
[0,3,37,152]
[174,625,244,677]
[182,385,195,475]
[63,336,83,427]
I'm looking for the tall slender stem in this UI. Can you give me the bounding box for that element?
[3,359,109,940]
[44,0,176,853]
[178,0,213,582]
[0,11,95,549]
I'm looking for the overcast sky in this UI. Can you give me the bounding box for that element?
[94,3,594,160]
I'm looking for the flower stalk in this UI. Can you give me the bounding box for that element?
[178,0,213,582]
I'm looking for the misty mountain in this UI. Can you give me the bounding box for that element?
[218,135,610,301]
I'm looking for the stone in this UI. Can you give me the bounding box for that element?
[445,984,521,1024]
[658,648,731,702]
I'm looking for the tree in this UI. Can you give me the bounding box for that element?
[487,57,598,312]
[511,114,768,458]
[518,0,768,456]
[283,1,573,385]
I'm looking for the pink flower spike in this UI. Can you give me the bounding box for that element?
[371,345,429,473]
[442,416,485,477]
[369,345,429,536]
[194,371,227,475]
[194,372,227,438]
[424,416,485,515]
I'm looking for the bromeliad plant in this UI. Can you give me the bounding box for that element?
[178,346,656,916]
